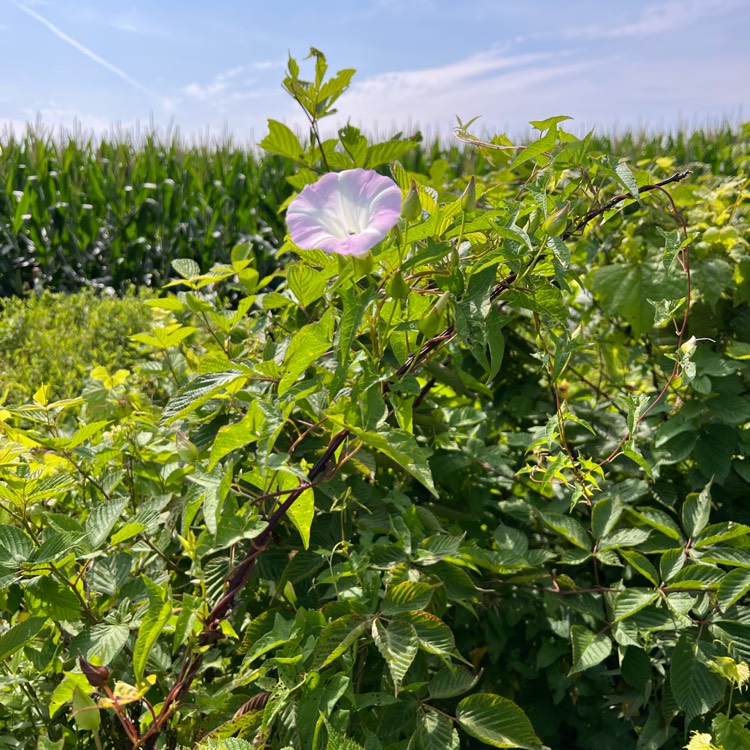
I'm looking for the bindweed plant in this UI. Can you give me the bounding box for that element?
[1,50,750,750]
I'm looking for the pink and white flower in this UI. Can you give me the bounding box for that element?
[286,168,401,256]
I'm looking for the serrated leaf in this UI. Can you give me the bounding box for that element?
[417,709,460,750]
[348,427,437,497]
[172,258,201,279]
[683,479,713,537]
[398,611,455,655]
[259,120,305,161]
[381,581,435,615]
[591,498,622,540]
[613,589,659,622]
[71,622,129,664]
[569,625,612,674]
[132,584,172,682]
[313,614,369,669]
[163,370,247,423]
[0,524,34,564]
[85,496,128,547]
[542,513,592,551]
[718,569,750,611]
[278,310,335,396]
[428,665,480,699]
[621,647,651,690]
[372,619,418,694]
[670,635,725,725]
[620,550,660,586]
[456,693,543,749]
[25,577,81,620]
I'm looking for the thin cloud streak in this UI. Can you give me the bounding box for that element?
[9,0,165,105]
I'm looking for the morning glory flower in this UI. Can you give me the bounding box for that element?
[286,168,401,256]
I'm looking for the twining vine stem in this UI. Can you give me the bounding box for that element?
[136,170,692,747]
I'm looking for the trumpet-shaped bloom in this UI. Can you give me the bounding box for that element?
[286,169,401,256]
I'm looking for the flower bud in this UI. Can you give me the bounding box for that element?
[418,292,450,338]
[79,657,110,689]
[176,430,199,464]
[460,176,476,212]
[351,252,374,277]
[387,270,410,299]
[542,203,570,237]
[402,180,422,221]
[679,336,698,356]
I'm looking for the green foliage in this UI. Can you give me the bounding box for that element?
[0,50,749,750]
[0,131,290,295]
[0,288,153,402]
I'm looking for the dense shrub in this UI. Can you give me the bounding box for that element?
[0,288,154,402]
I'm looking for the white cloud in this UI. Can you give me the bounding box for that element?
[324,50,588,135]
[562,0,744,40]
[183,66,246,101]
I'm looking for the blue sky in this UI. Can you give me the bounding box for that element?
[1,0,748,142]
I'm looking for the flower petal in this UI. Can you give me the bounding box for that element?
[286,168,401,256]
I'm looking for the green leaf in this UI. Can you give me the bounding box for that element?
[278,310,335,396]
[511,128,558,169]
[348,427,437,497]
[591,264,673,336]
[132,581,172,682]
[417,709,460,750]
[569,625,612,674]
[171,258,201,279]
[287,262,331,308]
[365,139,418,169]
[712,714,750,749]
[260,120,305,161]
[381,581,435,615]
[371,619,418,694]
[659,547,685,583]
[0,616,46,661]
[620,550,659,586]
[695,521,750,548]
[682,479,713,537]
[614,162,640,199]
[591,498,622,539]
[72,686,100,731]
[283,480,314,550]
[456,693,543,749]
[542,513,592,551]
[313,614,369,670]
[0,524,34,564]
[621,647,652,690]
[197,740,256,750]
[71,622,129,663]
[208,413,260,470]
[85,496,128,548]
[398,611,455,655]
[613,589,659,622]
[670,635,725,725]
[25,577,81,620]
[163,370,248,423]
[428,665,479,699]
[718,568,750,611]
[331,285,378,396]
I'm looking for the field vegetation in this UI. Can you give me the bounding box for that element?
[0,52,749,750]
